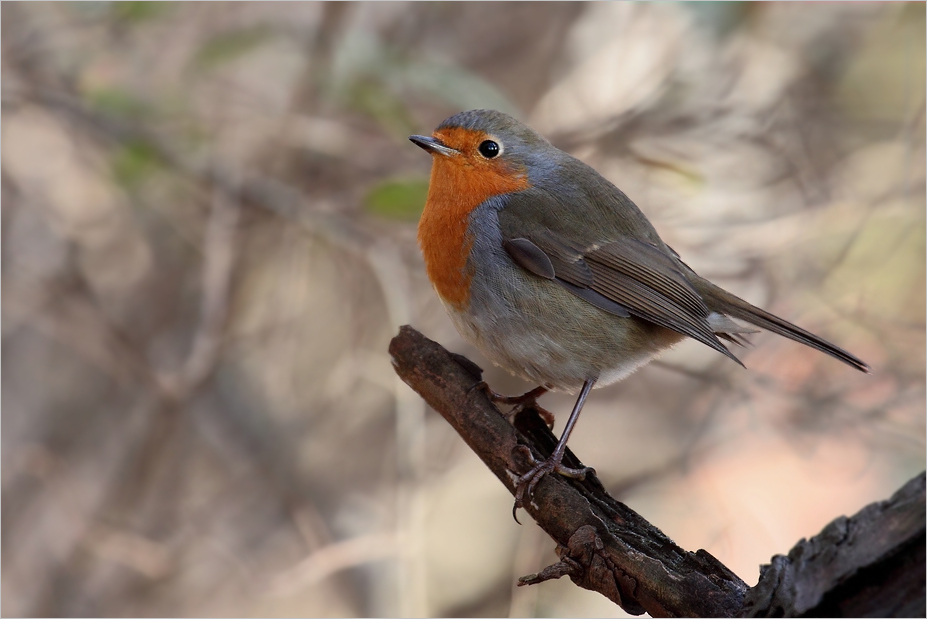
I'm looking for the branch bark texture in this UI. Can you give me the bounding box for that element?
[388,326,925,617]
[742,473,925,617]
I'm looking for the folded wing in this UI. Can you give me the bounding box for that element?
[503,231,743,366]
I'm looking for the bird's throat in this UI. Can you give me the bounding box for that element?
[417,154,530,309]
[417,162,476,309]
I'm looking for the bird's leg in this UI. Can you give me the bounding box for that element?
[513,378,596,512]
[474,383,554,427]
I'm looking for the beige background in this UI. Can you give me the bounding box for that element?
[3,3,924,617]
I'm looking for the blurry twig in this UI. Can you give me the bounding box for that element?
[16,75,435,618]
[158,173,241,400]
[82,524,173,580]
[506,520,549,618]
[264,533,400,598]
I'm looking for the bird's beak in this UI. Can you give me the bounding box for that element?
[409,135,459,157]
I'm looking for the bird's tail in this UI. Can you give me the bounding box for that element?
[693,276,871,373]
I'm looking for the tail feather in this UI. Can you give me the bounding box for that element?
[694,278,871,373]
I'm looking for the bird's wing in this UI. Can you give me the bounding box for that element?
[497,191,741,365]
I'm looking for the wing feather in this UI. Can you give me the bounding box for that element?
[502,230,742,366]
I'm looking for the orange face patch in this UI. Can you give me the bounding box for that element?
[417,127,531,308]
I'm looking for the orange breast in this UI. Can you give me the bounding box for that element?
[417,131,531,309]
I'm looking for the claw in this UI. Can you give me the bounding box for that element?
[472,383,554,425]
[513,455,594,515]
[489,384,549,407]
[510,378,598,521]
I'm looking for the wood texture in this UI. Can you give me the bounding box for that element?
[388,326,924,617]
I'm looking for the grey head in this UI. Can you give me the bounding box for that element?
[411,109,565,182]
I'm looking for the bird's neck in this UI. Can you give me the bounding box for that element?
[417,158,530,309]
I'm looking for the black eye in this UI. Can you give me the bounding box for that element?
[478,140,500,158]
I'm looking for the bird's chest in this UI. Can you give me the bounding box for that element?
[432,207,570,380]
[417,161,529,310]
[417,196,474,310]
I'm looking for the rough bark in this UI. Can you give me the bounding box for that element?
[741,474,925,617]
[388,326,925,618]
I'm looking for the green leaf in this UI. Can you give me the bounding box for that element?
[86,88,151,119]
[404,63,518,117]
[111,140,163,190]
[344,81,416,137]
[192,27,273,71]
[365,178,429,221]
[112,1,172,23]
[326,30,518,136]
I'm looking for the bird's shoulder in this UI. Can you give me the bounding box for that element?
[500,156,663,248]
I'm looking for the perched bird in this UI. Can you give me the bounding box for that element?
[410,109,869,508]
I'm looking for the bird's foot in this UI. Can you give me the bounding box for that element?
[511,448,594,519]
[474,383,555,427]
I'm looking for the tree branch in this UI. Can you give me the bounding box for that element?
[742,473,925,617]
[389,326,926,618]
[389,326,748,617]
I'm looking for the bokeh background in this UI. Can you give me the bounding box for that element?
[2,2,924,617]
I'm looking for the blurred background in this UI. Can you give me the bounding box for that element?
[2,2,924,617]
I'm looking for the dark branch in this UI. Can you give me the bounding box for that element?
[389,326,748,617]
[742,473,925,617]
[389,326,926,618]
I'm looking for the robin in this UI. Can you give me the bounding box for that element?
[410,109,869,509]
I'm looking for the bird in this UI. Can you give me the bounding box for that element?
[409,109,869,509]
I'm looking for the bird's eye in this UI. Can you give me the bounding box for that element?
[478,140,500,158]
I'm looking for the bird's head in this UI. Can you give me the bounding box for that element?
[410,109,558,201]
